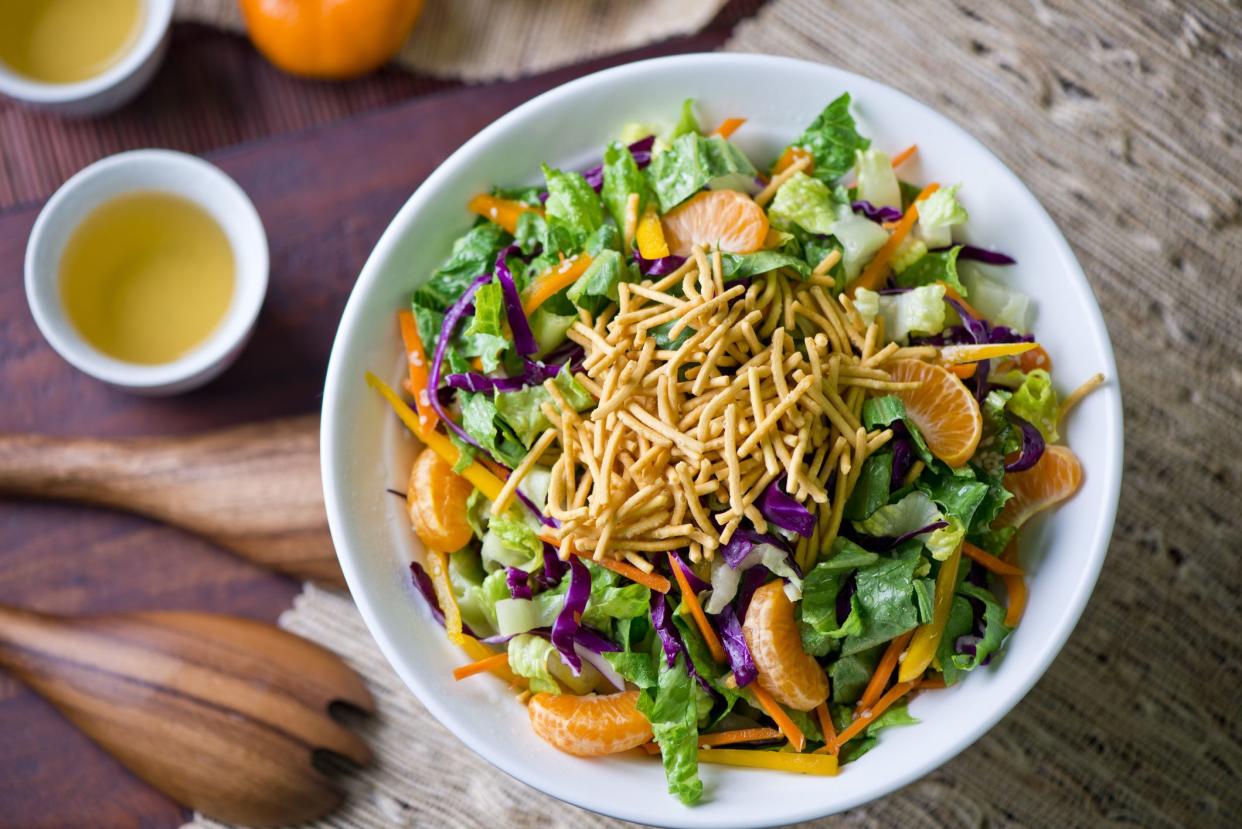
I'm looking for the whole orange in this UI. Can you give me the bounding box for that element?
[238,0,425,79]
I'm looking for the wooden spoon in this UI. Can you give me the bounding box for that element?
[0,415,344,587]
[0,603,374,827]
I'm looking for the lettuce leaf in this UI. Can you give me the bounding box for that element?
[638,655,703,805]
[542,164,604,246]
[842,545,923,655]
[566,249,635,314]
[601,140,652,231]
[768,171,841,234]
[843,452,893,521]
[830,647,880,703]
[915,183,967,248]
[1007,369,1059,442]
[647,133,758,212]
[830,212,889,281]
[960,264,1033,333]
[915,469,992,529]
[855,284,948,344]
[719,250,811,280]
[414,223,510,313]
[494,366,593,447]
[670,98,700,139]
[853,148,901,209]
[895,245,967,297]
[507,633,562,694]
[783,93,871,182]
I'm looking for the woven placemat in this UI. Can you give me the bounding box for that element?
[185,1,1242,827]
[175,0,728,82]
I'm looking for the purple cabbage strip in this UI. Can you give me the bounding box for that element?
[445,357,566,395]
[937,244,1017,266]
[717,606,757,687]
[669,550,710,594]
[852,200,903,223]
[551,556,591,674]
[574,626,622,654]
[494,245,538,356]
[516,489,559,528]
[736,566,770,620]
[758,476,816,538]
[835,572,857,625]
[408,562,476,637]
[955,634,982,658]
[534,543,569,590]
[582,135,656,191]
[650,590,682,668]
[890,429,915,489]
[506,566,532,600]
[427,273,495,449]
[1004,414,1046,472]
[855,520,950,551]
[635,253,687,276]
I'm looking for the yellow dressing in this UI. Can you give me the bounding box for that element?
[0,0,144,84]
[60,192,235,365]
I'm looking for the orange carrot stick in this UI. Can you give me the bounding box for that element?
[939,281,986,321]
[772,146,814,176]
[856,630,913,714]
[962,541,1024,576]
[918,676,947,690]
[751,684,806,752]
[1001,540,1027,627]
[848,183,939,296]
[890,144,918,167]
[814,702,838,755]
[548,544,671,593]
[521,253,593,316]
[697,727,782,747]
[828,680,916,752]
[452,651,511,681]
[397,310,437,435]
[712,117,747,139]
[668,553,728,664]
[467,193,542,234]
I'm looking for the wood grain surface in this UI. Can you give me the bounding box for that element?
[0,8,758,828]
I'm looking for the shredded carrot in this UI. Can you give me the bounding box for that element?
[814,702,838,755]
[366,372,506,501]
[940,281,985,320]
[467,193,542,234]
[635,204,670,260]
[668,553,727,664]
[948,363,977,379]
[1001,540,1027,627]
[712,117,747,139]
[750,684,806,752]
[478,456,511,481]
[772,146,814,176]
[962,540,1024,576]
[397,310,437,436]
[890,144,918,167]
[545,543,671,593]
[827,680,916,752]
[848,183,939,296]
[856,630,914,714]
[452,651,511,681]
[698,748,838,776]
[698,727,782,747]
[898,541,962,682]
[918,676,947,690]
[521,253,593,316]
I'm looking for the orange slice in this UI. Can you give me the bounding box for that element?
[528,690,653,756]
[997,445,1082,528]
[742,581,829,712]
[660,189,769,257]
[888,359,983,468]
[407,447,474,553]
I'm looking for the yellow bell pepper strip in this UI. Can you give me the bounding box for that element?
[366,372,506,501]
[855,630,914,714]
[635,204,670,260]
[711,117,746,139]
[962,540,1024,576]
[397,310,437,435]
[897,541,962,682]
[425,550,467,644]
[520,253,593,316]
[749,684,806,752]
[847,182,940,297]
[668,552,728,664]
[938,342,1037,366]
[466,193,542,234]
[698,747,839,776]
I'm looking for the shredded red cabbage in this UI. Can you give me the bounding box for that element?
[669,550,710,593]
[852,200,903,223]
[573,626,621,654]
[1004,413,1046,472]
[494,245,538,356]
[582,135,656,191]
[736,566,769,619]
[649,590,682,668]
[427,273,495,450]
[889,426,915,489]
[409,562,476,636]
[944,298,1033,401]
[445,357,565,394]
[853,520,950,550]
[721,525,797,570]
[934,244,1016,265]
[717,606,757,686]
[506,566,532,600]
[635,253,687,276]
[534,543,568,589]
[551,556,591,673]
[758,476,815,537]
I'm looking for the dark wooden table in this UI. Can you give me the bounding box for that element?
[0,7,760,828]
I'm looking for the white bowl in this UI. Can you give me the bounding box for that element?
[0,0,174,117]
[25,149,269,395]
[322,54,1123,827]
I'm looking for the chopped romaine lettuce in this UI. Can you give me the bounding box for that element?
[541,164,604,245]
[915,183,967,248]
[767,171,840,234]
[782,92,871,182]
[566,249,635,314]
[1007,369,1059,442]
[895,245,966,296]
[856,284,947,344]
[890,235,928,274]
[494,366,592,447]
[719,250,811,280]
[959,264,1033,332]
[601,140,651,231]
[638,654,703,805]
[646,133,758,212]
[842,545,923,655]
[529,306,576,355]
[853,148,901,209]
[831,210,890,281]
[507,633,562,694]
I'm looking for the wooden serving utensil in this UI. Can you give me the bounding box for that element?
[0,603,374,827]
[0,415,344,587]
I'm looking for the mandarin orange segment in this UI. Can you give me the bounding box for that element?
[1018,344,1053,373]
[407,447,474,553]
[888,359,983,468]
[997,445,1082,529]
[660,189,769,257]
[742,581,829,711]
[528,690,653,756]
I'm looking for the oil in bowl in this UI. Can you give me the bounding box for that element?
[0,0,145,84]
[59,192,235,365]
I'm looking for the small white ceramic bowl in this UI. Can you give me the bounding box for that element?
[0,0,174,117]
[322,54,1123,827]
[25,149,268,395]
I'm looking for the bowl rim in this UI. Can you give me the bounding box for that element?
[0,0,174,104]
[322,52,1123,827]
[24,148,269,392]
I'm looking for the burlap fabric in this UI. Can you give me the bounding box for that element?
[174,0,728,82]
[185,1,1242,826]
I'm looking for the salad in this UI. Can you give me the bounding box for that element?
[368,94,1104,804]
